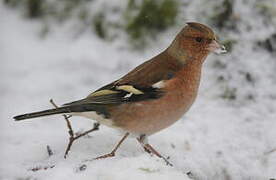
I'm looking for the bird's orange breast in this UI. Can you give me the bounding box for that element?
[109,59,203,135]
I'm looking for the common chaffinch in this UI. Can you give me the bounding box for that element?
[14,22,226,166]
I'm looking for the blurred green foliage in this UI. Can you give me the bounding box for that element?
[221,87,237,100]
[256,1,276,24]
[26,0,43,18]
[257,33,276,53]
[93,12,107,39]
[212,59,227,69]
[210,0,236,30]
[221,39,237,52]
[3,0,90,20]
[4,0,276,103]
[3,0,178,46]
[4,0,22,8]
[125,0,178,42]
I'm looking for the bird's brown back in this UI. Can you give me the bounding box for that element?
[116,51,184,87]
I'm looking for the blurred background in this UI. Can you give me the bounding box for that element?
[0,0,276,179]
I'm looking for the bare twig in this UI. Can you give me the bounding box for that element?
[78,164,87,171]
[264,148,276,155]
[63,122,100,158]
[50,99,73,137]
[49,99,100,158]
[30,165,55,172]
[46,145,53,157]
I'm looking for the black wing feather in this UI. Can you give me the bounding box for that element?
[63,84,164,107]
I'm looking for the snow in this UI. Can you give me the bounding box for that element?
[1,1,276,180]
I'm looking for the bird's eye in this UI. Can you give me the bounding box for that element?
[195,37,203,43]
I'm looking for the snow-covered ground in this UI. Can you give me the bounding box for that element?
[1,1,276,180]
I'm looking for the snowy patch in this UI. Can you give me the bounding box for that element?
[1,1,276,180]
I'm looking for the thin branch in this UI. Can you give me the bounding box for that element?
[63,123,100,158]
[28,99,100,173]
[46,145,53,157]
[49,99,100,158]
[30,165,55,172]
[264,148,276,155]
[50,99,74,137]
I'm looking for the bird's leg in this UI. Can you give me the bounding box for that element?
[93,132,129,160]
[137,134,152,154]
[137,134,173,166]
[50,99,100,158]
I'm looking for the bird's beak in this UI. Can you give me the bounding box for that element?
[207,40,227,54]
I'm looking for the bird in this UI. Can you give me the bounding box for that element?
[14,22,226,166]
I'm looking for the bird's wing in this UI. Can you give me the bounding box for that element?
[64,52,182,107]
[115,52,179,87]
[63,81,164,106]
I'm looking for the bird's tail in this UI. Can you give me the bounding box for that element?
[13,103,105,121]
[13,106,72,121]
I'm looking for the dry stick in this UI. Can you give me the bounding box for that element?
[63,122,100,158]
[49,99,100,158]
[29,145,55,172]
[46,145,54,157]
[30,165,55,172]
[49,99,74,158]
[264,148,276,155]
[50,99,73,137]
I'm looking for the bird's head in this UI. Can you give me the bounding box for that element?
[168,22,226,63]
